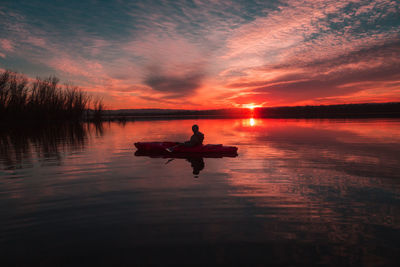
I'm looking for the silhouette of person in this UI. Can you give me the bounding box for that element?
[183,124,204,147]
[166,124,204,152]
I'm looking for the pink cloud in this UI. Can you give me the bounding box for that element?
[0,39,14,52]
[123,31,208,74]
[26,36,46,48]
[224,0,399,65]
[46,56,103,78]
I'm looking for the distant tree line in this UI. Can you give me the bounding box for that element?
[254,103,400,118]
[0,70,103,121]
[106,102,400,119]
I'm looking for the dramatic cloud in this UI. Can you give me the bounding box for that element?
[144,72,204,96]
[0,0,399,108]
[227,40,400,105]
[219,0,400,106]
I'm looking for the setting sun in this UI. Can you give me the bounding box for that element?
[243,104,260,110]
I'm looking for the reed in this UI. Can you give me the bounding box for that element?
[92,98,104,122]
[0,70,103,121]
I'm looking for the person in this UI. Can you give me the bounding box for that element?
[166,124,204,152]
[183,124,204,147]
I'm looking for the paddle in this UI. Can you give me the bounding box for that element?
[166,143,182,152]
[165,158,175,164]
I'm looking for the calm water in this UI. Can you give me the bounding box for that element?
[1,118,400,265]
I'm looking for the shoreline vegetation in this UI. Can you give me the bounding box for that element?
[0,70,103,122]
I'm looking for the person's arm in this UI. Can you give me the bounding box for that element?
[198,132,204,144]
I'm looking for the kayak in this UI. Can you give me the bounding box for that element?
[135,149,238,159]
[134,142,238,155]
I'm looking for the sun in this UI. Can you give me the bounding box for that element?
[243,104,259,110]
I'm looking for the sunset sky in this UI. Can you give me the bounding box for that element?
[0,0,399,109]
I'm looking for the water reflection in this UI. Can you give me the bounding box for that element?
[134,150,237,177]
[0,118,399,265]
[0,122,105,170]
[242,117,257,127]
[187,157,204,176]
[235,118,400,179]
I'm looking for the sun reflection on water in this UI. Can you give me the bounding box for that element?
[242,118,257,127]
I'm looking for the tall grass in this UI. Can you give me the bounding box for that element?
[92,98,104,121]
[0,70,103,121]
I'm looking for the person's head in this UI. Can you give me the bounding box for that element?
[192,124,199,133]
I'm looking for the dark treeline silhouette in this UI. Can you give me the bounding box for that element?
[105,102,400,120]
[105,108,253,120]
[0,70,103,121]
[253,102,400,118]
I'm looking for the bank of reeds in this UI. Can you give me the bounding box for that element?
[0,70,104,121]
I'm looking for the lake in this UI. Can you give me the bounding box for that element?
[1,118,399,265]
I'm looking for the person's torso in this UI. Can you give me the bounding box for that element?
[191,131,204,145]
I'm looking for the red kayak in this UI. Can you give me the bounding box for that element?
[134,142,238,154]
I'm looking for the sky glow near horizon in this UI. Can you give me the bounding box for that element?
[0,0,399,109]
